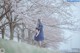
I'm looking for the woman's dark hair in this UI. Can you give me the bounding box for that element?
[36,27,39,31]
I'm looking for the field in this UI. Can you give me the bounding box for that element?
[0,39,59,53]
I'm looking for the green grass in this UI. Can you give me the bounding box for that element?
[0,39,59,53]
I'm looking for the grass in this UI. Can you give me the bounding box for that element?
[0,39,59,53]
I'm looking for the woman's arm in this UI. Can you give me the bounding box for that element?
[35,30,40,37]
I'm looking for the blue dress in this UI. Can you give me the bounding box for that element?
[34,24,44,41]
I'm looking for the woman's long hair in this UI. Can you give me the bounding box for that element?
[37,19,42,27]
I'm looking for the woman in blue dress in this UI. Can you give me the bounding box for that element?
[34,19,44,47]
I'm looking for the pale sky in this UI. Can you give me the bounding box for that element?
[59,3,80,50]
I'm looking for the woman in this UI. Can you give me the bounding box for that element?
[34,19,44,47]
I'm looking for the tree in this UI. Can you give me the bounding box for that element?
[0,0,22,40]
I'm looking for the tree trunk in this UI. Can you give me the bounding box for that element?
[1,28,5,39]
[9,23,14,40]
[21,28,25,42]
[17,33,20,42]
[27,29,33,44]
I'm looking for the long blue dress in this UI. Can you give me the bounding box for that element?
[34,23,44,41]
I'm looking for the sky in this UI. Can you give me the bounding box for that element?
[59,3,80,50]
